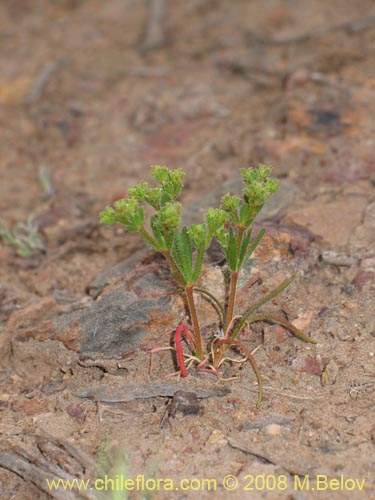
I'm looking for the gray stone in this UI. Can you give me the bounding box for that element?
[321,250,360,267]
[79,288,170,356]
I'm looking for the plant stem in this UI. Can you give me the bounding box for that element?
[246,314,316,344]
[225,271,238,334]
[140,227,187,285]
[225,227,244,332]
[140,226,159,250]
[163,249,187,286]
[185,286,204,359]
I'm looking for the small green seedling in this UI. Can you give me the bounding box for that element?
[100,165,316,408]
[0,216,45,258]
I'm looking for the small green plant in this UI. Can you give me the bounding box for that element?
[0,216,45,258]
[100,165,316,408]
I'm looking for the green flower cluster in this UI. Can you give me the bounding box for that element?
[202,165,279,272]
[99,198,144,232]
[100,164,279,274]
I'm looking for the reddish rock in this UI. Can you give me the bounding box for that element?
[300,355,329,376]
[264,324,288,343]
[260,221,313,257]
[22,398,50,415]
[355,271,375,291]
[66,403,85,419]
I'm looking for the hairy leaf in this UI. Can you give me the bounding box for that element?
[172,228,193,283]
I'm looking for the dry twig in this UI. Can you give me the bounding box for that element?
[141,0,167,51]
[247,14,375,46]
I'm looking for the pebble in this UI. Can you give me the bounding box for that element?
[264,424,283,436]
[321,359,339,386]
[205,430,227,447]
[43,380,66,394]
[321,250,359,267]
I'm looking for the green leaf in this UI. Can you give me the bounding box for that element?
[240,165,279,225]
[243,228,265,265]
[152,165,169,184]
[163,229,175,249]
[221,193,240,223]
[188,224,208,248]
[172,228,193,283]
[239,203,252,227]
[145,187,162,209]
[226,227,237,272]
[192,237,205,283]
[128,181,148,201]
[238,228,252,268]
[160,192,173,207]
[152,166,185,199]
[205,207,230,246]
[100,199,144,232]
[151,215,167,249]
[99,207,117,225]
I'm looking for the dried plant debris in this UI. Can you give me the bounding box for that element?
[75,382,230,403]
[349,380,374,398]
[0,216,45,258]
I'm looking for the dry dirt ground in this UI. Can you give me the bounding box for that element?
[1,1,375,499]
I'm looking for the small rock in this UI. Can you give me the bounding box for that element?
[43,381,66,394]
[66,403,85,420]
[355,271,375,291]
[321,251,359,267]
[168,391,202,417]
[293,310,314,331]
[205,429,227,447]
[22,398,50,416]
[296,355,329,376]
[265,424,283,436]
[245,416,290,430]
[321,359,339,386]
[341,283,356,295]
